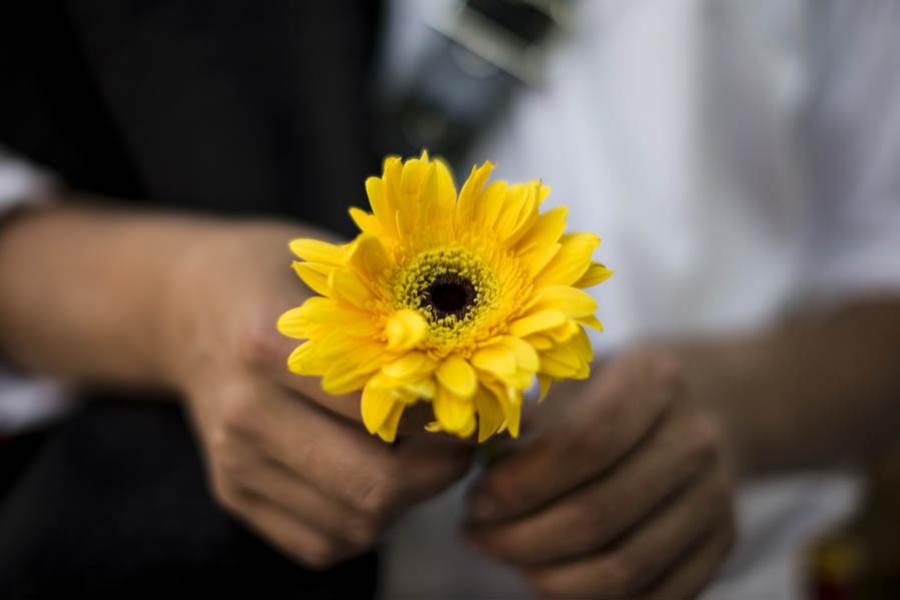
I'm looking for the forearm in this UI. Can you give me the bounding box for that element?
[0,201,214,387]
[0,200,312,389]
[668,300,900,476]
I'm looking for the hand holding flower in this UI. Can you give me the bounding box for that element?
[466,350,737,599]
[163,222,471,569]
[279,151,612,442]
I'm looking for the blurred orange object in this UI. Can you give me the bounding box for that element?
[805,448,900,600]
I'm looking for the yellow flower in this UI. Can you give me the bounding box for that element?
[277,151,611,443]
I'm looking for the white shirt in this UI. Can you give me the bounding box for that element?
[0,147,68,433]
[2,1,898,596]
[381,0,900,598]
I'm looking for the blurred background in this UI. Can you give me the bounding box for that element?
[2,0,899,598]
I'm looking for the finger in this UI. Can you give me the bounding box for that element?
[242,314,365,424]
[467,412,721,565]
[235,453,379,547]
[266,343,457,438]
[278,372,363,424]
[636,522,735,600]
[526,468,729,599]
[256,389,472,515]
[233,491,358,570]
[469,354,679,522]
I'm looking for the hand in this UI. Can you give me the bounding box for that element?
[163,221,472,568]
[465,350,736,599]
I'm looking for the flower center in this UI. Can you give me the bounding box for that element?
[426,273,476,318]
[392,247,498,345]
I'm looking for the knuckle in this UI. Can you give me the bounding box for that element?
[527,572,559,599]
[210,429,248,476]
[684,414,724,464]
[599,554,642,595]
[301,538,345,570]
[237,318,285,370]
[208,471,240,513]
[355,473,400,518]
[484,472,524,512]
[347,515,382,548]
[619,348,686,400]
[709,470,735,507]
[219,386,263,437]
[576,500,614,546]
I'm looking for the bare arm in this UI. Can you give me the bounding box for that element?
[674,299,900,475]
[466,301,900,598]
[0,201,244,387]
[0,200,471,569]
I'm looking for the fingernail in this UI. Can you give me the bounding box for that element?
[469,494,498,521]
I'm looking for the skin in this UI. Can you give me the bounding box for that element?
[0,203,471,569]
[3,202,900,595]
[464,302,900,599]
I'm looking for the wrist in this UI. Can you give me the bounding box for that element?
[156,219,236,392]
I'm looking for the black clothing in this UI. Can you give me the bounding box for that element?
[0,1,384,596]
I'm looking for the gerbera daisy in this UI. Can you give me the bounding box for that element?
[277,151,611,443]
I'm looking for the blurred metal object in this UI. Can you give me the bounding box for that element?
[380,0,570,169]
[430,0,571,85]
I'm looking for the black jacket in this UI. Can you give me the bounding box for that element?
[0,0,383,235]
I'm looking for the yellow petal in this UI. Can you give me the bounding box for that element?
[471,345,517,378]
[291,261,332,297]
[494,183,533,243]
[377,401,406,443]
[381,157,403,214]
[287,340,319,375]
[501,336,540,373]
[524,334,554,350]
[502,393,522,438]
[323,364,373,394]
[508,309,567,338]
[386,309,428,352]
[395,155,430,228]
[535,233,601,287]
[455,161,495,228]
[505,182,542,245]
[527,285,598,318]
[473,180,508,230]
[539,342,587,379]
[403,377,436,400]
[537,374,553,402]
[361,382,395,434]
[572,327,594,362]
[433,386,475,435]
[460,418,477,438]
[278,298,374,338]
[349,207,386,238]
[329,269,373,307]
[546,319,580,343]
[537,183,552,204]
[289,239,346,265]
[575,262,614,288]
[365,176,397,237]
[276,306,314,339]
[382,351,437,382]
[347,234,392,281]
[420,160,456,226]
[516,206,567,252]
[474,386,504,443]
[320,341,386,392]
[519,242,561,277]
[577,314,605,331]
[436,356,477,398]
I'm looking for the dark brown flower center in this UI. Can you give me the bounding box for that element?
[426,273,476,319]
